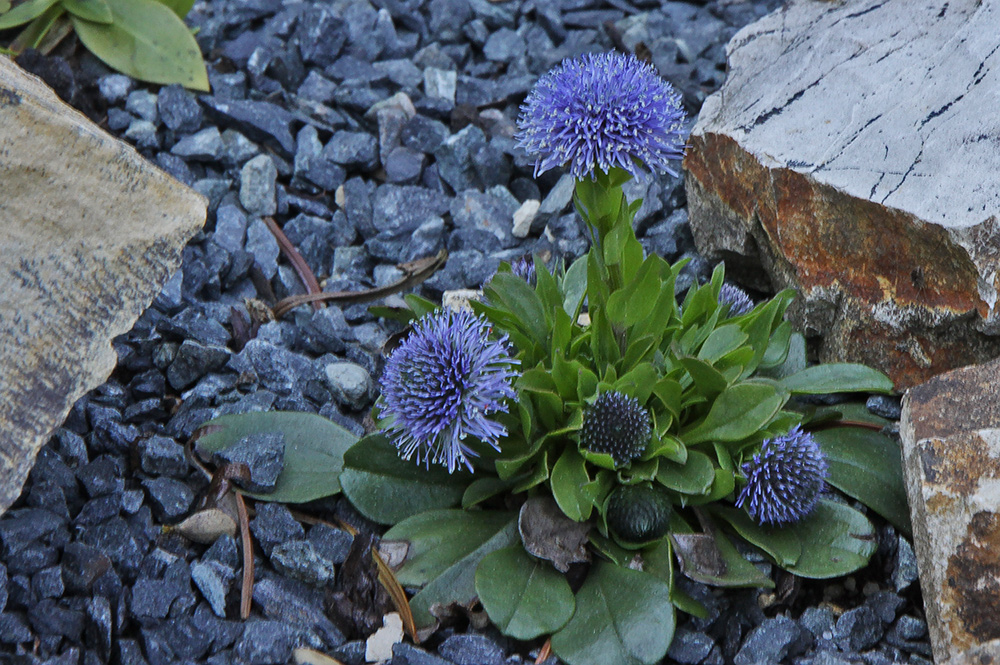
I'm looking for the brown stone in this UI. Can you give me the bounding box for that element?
[0,57,205,516]
[901,358,1000,664]
[685,0,1000,389]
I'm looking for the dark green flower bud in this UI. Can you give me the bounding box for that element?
[580,391,651,467]
[606,484,673,544]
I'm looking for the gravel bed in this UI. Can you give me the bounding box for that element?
[1,0,931,663]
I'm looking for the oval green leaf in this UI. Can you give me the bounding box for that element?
[551,448,591,521]
[551,561,675,665]
[383,509,518,628]
[153,0,194,17]
[0,0,57,30]
[813,427,911,535]
[62,0,111,24]
[683,381,786,445]
[339,433,469,525]
[476,546,575,640]
[710,505,802,567]
[194,411,358,503]
[780,363,894,395]
[656,450,714,495]
[71,0,208,90]
[781,499,878,579]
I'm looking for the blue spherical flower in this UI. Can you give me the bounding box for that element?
[720,283,754,317]
[380,309,519,473]
[516,51,687,179]
[736,425,829,526]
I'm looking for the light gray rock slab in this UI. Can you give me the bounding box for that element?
[0,57,205,517]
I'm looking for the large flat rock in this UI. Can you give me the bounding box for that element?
[901,359,1000,664]
[0,57,205,516]
[685,0,1000,388]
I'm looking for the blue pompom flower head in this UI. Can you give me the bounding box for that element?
[736,425,829,526]
[720,283,754,317]
[516,51,686,179]
[380,309,519,473]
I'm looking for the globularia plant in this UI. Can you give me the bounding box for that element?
[196,51,911,665]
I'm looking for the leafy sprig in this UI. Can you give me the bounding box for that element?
[0,0,208,90]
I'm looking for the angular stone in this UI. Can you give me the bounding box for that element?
[900,357,1000,663]
[685,0,1000,389]
[0,58,205,517]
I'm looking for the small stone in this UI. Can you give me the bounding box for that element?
[121,489,144,515]
[324,362,374,411]
[401,114,449,154]
[191,560,232,618]
[213,205,249,254]
[666,628,715,664]
[138,435,188,477]
[365,613,403,662]
[235,619,299,665]
[220,129,261,166]
[172,127,224,161]
[511,199,541,238]
[423,68,457,103]
[867,394,902,420]
[204,534,240,571]
[270,540,336,586]
[0,508,65,557]
[384,146,425,184]
[892,535,918,592]
[76,457,123,499]
[32,565,63,599]
[98,74,133,104]
[307,524,353,565]
[323,131,379,170]
[437,634,505,665]
[212,432,285,493]
[201,97,297,156]
[252,576,344,649]
[61,543,112,594]
[124,120,160,150]
[28,598,84,641]
[483,28,525,62]
[167,340,230,390]
[865,590,905,624]
[125,90,158,123]
[158,85,203,133]
[391,642,452,665]
[142,477,194,523]
[240,154,278,216]
[250,503,305,556]
[434,125,488,192]
[87,595,113,659]
[536,174,575,226]
[0,612,33,644]
[734,615,805,665]
[835,605,884,652]
[0,564,6,612]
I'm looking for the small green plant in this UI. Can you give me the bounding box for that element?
[0,0,208,90]
[194,51,911,665]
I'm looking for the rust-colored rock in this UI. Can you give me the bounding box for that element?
[0,57,206,516]
[685,0,1000,389]
[901,358,1000,664]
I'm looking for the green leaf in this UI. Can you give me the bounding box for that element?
[781,499,878,578]
[462,477,514,509]
[551,448,592,521]
[683,381,787,445]
[70,0,208,90]
[0,1,10,14]
[813,426,911,535]
[476,546,575,640]
[485,273,550,349]
[9,4,62,49]
[551,561,675,665]
[710,506,802,567]
[780,364,894,395]
[0,0,57,29]
[680,357,728,399]
[384,509,518,628]
[656,450,714,495]
[698,325,749,363]
[61,0,111,24]
[759,320,793,368]
[153,0,194,17]
[194,411,358,503]
[339,434,468,524]
[563,255,588,318]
